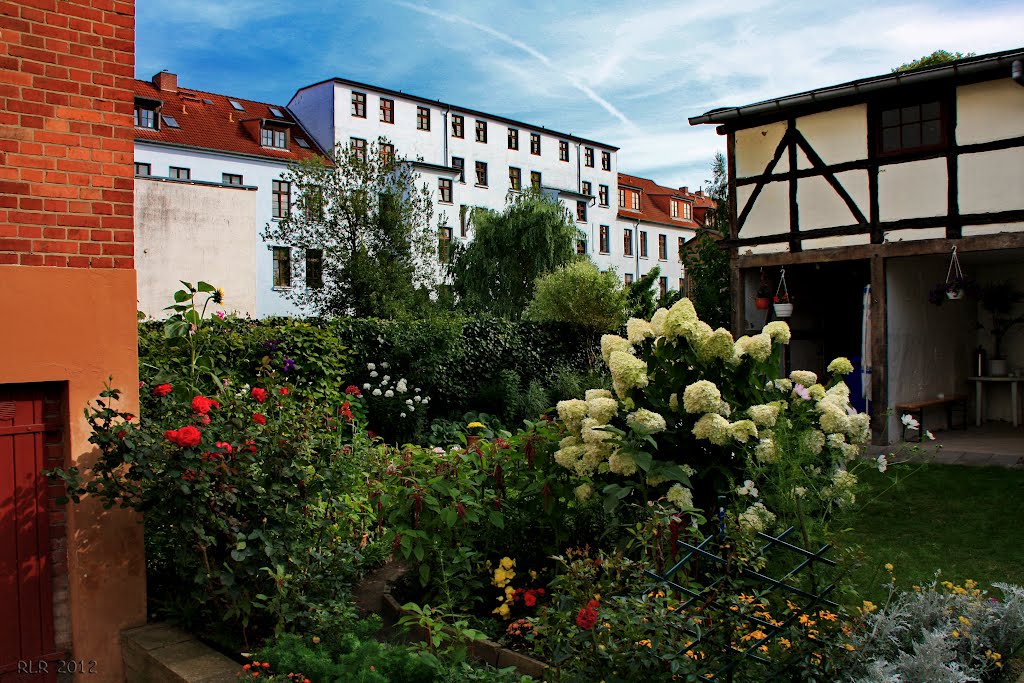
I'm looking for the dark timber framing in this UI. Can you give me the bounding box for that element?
[692,49,1024,444]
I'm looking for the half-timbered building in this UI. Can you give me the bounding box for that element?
[690,48,1024,442]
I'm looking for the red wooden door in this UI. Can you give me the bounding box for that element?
[0,385,57,683]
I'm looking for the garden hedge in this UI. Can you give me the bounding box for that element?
[138,314,604,425]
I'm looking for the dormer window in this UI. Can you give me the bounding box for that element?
[134,99,159,129]
[261,126,286,149]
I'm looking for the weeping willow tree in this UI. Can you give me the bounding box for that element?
[450,189,582,318]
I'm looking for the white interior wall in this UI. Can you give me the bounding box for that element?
[973,262,1024,422]
[886,255,976,441]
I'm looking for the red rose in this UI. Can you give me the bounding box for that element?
[278,387,289,396]
[191,395,219,414]
[215,441,234,454]
[165,425,201,448]
[253,413,267,425]
[152,383,172,397]
[344,385,362,397]
[244,439,257,453]
[251,387,268,403]
[576,605,598,630]
[524,591,537,607]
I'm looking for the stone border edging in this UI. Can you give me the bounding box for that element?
[121,623,241,683]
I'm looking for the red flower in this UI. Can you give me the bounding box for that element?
[344,385,362,397]
[278,387,289,396]
[339,400,354,422]
[576,604,598,630]
[524,591,537,607]
[250,387,268,403]
[244,439,257,453]
[216,441,234,454]
[495,437,511,449]
[117,430,127,440]
[181,469,197,482]
[253,413,267,425]
[200,451,221,462]
[152,383,172,397]
[165,425,202,448]
[199,414,211,425]
[191,395,219,415]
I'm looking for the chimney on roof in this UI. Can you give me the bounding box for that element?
[153,70,177,93]
[695,189,703,197]
[681,186,688,194]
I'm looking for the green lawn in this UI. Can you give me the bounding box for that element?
[840,464,1024,603]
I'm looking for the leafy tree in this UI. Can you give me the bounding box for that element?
[525,260,627,331]
[625,266,662,320]
[263,137,442,318]
[450,189,581,318]
[681,153,731,329]
[894,50,975,72]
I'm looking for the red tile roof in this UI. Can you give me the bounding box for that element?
[617,172,716,229]
[131,74,328,163]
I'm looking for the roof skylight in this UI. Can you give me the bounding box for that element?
[269,107,284,118]
[295,137,310,148]
[162,115,180,128]
[229,99,245,111]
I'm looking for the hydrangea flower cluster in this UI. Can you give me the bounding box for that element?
[361,362,428,420]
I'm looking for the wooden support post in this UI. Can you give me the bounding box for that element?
[870,253,888,444]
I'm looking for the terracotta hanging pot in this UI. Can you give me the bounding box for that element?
[755,297,771,310]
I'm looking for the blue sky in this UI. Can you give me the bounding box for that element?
[137,0,1023,191]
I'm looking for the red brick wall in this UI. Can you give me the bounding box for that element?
[0,0,135,269]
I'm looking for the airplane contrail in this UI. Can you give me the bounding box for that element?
[392,0,638,133]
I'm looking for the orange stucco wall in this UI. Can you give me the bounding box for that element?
[1,266,145,682]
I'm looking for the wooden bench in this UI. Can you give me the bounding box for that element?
[894,395,969,442]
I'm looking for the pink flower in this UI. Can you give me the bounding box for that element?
[214,310,226,319]
[794,384,811,400]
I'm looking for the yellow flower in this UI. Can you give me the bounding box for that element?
[467,421,485,429]
[213,287,225,304]
[500,557,515,570]
[884,563,894,572]
[861,601,877,614]
[636,639,652,648]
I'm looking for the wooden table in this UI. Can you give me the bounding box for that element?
[967,376,1023,427]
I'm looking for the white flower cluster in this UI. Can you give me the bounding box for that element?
[363,362,428,419]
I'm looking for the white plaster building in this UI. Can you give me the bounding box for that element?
[287,78,700,285]
[690,47,1024,442]
[132,71,330,318]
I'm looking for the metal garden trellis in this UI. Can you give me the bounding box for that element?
[643,515,840,682]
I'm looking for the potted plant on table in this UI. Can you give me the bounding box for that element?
[980,281,1024,376]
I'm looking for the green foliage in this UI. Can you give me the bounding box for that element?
[893,50,976,72]
[249,632,435,683]
[526,260,627,332]
[139,315,603,435]
[262,138,442,318]
[625,266,661,320]
[452,189,582,318]
[682,153,731,328]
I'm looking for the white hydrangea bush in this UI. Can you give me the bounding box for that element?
[550,298,871,530]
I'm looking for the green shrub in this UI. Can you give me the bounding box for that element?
[526,260,627,331]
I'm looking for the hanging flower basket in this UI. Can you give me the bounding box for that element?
[756,297,771,310]
[929,246,977,305]
[773,267,793,317]
[774,302,794,318]
[755,269,772,309]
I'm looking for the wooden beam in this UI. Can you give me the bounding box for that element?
[870,253,888,445]
[737,129,789,230]
[727,131,738,240]
[794,130,867,224]
[730,253,744,336]
[727,209,1024,250]
[788,120,800,252]
[734,229,1024,268]
[946,88,961,239]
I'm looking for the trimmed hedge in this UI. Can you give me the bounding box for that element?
[139,314,604,434]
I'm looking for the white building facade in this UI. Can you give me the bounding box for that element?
[132,71,329,318]
[288,78,682,281]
